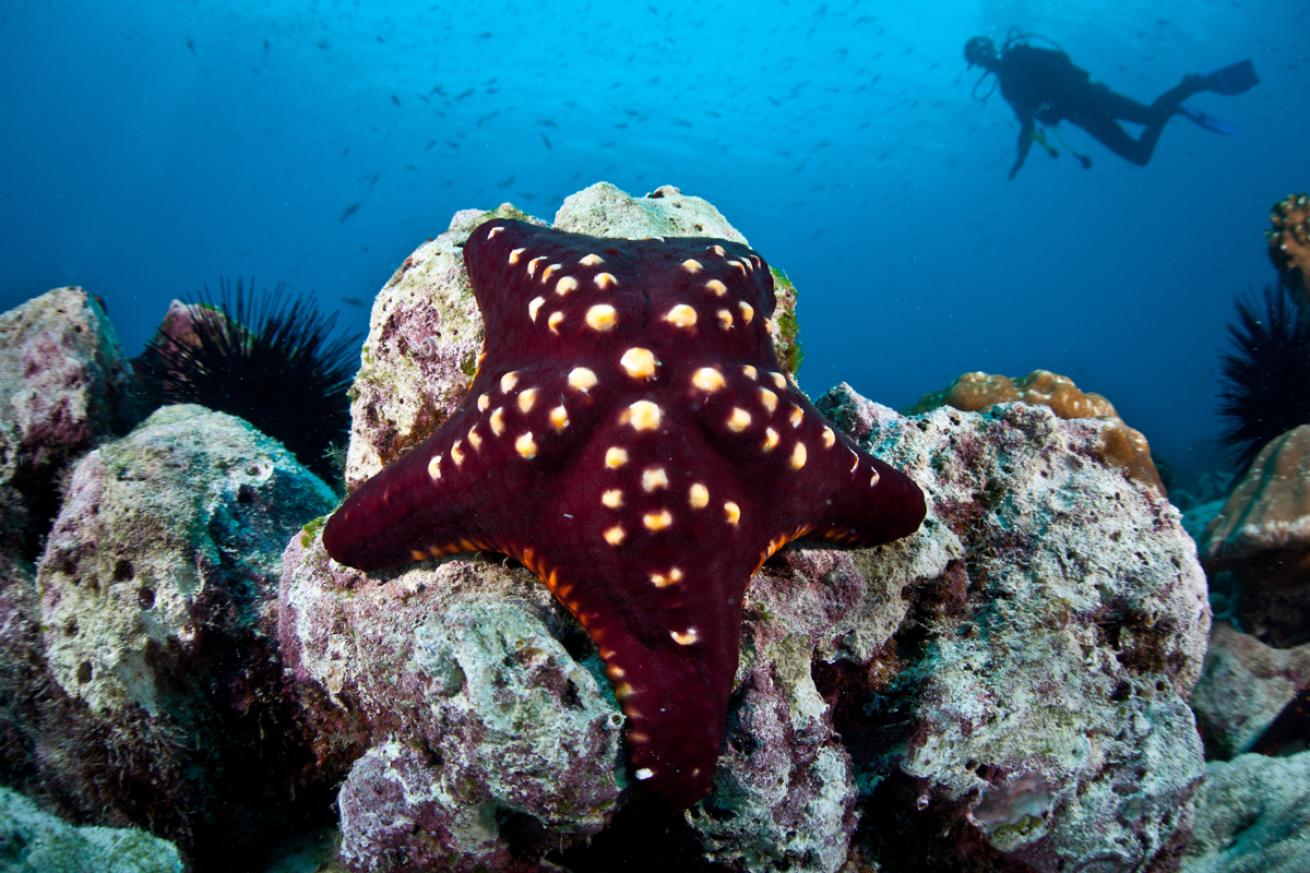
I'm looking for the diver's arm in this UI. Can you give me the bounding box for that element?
[1008,116,1035,179]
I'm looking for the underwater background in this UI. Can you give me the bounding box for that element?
[4,0,1307,472]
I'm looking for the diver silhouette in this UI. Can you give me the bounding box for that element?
[964,31,1258,179]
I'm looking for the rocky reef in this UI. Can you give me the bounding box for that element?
[5,181,1299,872]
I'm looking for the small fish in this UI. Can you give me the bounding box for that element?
[262,39,270,54]
[339,202,361,222]
[496,175,515,188]
[454,87,475,100]
[390,94,401,107]
[342,296,367,308]
[541,132,552,150]
[186,37,196,54]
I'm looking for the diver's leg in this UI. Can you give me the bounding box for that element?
[1078,115,1152,165]
[1079,78,1207,166]
[1094,86,1157,124]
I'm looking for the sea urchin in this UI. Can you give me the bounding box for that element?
[1218,279,1310,472]
[138,278,360,484]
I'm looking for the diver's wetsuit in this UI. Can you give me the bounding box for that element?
[997,45,1203,178]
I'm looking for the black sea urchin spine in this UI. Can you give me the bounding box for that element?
[140,278,360,484]
[1218,279,1310,472]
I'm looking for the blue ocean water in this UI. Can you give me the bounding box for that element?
[2,0,1306,470]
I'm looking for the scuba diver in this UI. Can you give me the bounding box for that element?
[963,31,1258,179]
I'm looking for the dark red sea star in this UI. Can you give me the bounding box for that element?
[323,218,926,806]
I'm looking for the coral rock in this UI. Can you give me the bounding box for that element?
[822,387,1207,872]
[1200,423,1310,645]
[1268,192,1310,301]
[911,368,1164,493]
[279,532,624,871]
[1190,622,1310,758]
[0,287,132,553]
[33,404,338,862]
[1182,750,1310,872]
[287,186,1208,871]
[0,784,182,873]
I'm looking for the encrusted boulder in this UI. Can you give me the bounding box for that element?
[0,287,133,554]
[284,186,1208,872]
[1190,622,1310,758]
[1200,423,1310,646]
[1181,750,1310,872]
[280,532,626,870]
[32,404,338,864]
[0,785,182,873]
[822,388,1207,872]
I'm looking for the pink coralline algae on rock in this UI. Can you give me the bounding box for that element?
[280,184,1212,872]
[0,286,132,554]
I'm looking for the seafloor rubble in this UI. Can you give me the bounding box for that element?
[0,183,1306,872]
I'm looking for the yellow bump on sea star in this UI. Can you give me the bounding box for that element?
[692,367,725,392]
[620,347,657,380]
[664,303,698,329]
[624,400,662,431]
[650,567,684,587]
[568,367,598,392]
[670,627,699,646]
[586,303,618,331]
[642,467,669,492]
[643,509,673,531]
[726,407,751,432]
[515,432,538,459]
[723,501,741,525]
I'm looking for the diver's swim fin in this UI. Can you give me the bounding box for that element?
[1203,60,1259,96]
[1180,106,1240,136]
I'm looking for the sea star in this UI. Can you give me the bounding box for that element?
[323,218,926,807]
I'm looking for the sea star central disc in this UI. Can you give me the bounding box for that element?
[323,218,926,806]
